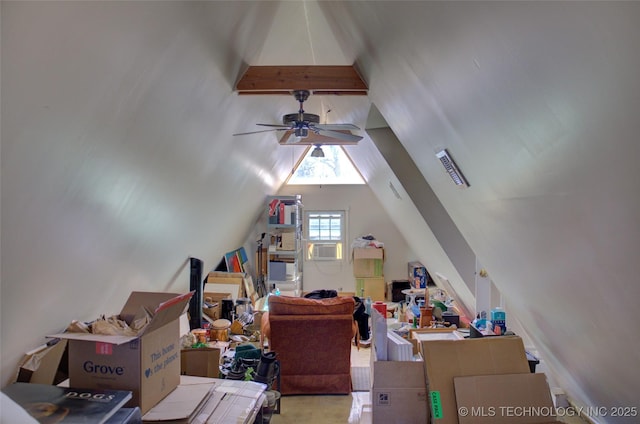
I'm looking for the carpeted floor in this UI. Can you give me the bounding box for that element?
[268,394,356,424]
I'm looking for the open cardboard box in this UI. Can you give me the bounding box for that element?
[180,347,221,378]
[14,339,68,385]
[370,345,428,424]
[202,292,232,321]
[48,291,193,414]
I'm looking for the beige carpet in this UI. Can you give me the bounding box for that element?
[269,395,355,424]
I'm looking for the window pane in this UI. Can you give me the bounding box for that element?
[288,146,365,185]
[308,217,321,240]
[306,211,345,246]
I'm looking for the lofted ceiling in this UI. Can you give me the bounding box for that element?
[2,1,640,420]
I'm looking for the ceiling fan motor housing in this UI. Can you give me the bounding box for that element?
[294,128,309,138]
[283,113,320,125]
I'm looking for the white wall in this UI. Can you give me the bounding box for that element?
[0,1,286,387]
[327,2,640,417]
[277,184,417,294]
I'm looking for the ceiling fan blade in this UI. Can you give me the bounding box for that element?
[313,123,361,131]
[233,123,292,136]
[283,133,303,145]
[256,124,291,129]
[315,129,363,143]
[233,128,286,136]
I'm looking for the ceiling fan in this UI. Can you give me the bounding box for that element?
[233,90,363,145]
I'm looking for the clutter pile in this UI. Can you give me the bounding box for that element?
[472,306,508,336]
[351,233,384,249]
[45,291,194,414]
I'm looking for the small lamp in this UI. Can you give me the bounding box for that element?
[310,145,324,158]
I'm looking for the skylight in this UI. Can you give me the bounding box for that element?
[287,145,365,185]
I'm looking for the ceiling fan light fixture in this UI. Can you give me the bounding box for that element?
[310,145,325,158]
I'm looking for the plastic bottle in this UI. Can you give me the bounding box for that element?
[405,305,414,324]
[365,297,372,316]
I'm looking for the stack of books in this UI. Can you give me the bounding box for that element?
[2,382,138,424]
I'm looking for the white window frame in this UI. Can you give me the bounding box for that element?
[305,210,346,261]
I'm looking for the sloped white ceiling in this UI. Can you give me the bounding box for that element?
[323,1,640,416]
[2,2,640,418]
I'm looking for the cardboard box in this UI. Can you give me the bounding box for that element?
[370,347,428,424]
[454,373,563,424]
[353,247,385,261]
[202,292,232,321]
[353,248,385,278]
[420,336,531,424]
[408,261,428,288]
[355,277,386,301]
[49,291,193,414]
[14,339,68,385]
[180,347,221,378]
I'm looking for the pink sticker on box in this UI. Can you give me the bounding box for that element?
[96,342,113,355]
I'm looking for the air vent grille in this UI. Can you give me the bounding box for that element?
[436,149,469,187]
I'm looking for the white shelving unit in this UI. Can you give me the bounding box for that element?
[266,195,303,296]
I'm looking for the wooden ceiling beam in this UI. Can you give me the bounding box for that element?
[236,65,368,95]
[237,90,366,96]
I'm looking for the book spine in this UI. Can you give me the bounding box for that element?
[279,202,285,224]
